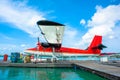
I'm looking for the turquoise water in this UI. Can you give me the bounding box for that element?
[0,56,100,61]
[1,55,120,62]
[0,67,107,80]
[1,56,120,61]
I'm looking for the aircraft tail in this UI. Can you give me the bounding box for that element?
[87,35,102,54]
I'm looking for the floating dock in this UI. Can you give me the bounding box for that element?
[0,60,120,80]
[0,60,72,68]
[70,61,120,80]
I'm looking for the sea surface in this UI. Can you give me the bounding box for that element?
[0,56,119,80]
[0,67,107,80]
[0,56,100,61]
[1,56,120,61]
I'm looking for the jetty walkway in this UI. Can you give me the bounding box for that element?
[70,61,120,80]
[0,60,120,80]
[0,60,72,68]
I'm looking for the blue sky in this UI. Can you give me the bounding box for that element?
[0,0,120,54]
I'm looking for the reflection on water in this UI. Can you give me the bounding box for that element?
[0,67,107,80]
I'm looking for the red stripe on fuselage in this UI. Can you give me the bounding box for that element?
[27,46,99,55]
[26,35,102,55]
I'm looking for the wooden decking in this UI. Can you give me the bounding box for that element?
[0,60,120,80]
[0,60,72,68]
[70,61,120,80]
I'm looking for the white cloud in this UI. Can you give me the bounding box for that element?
[0,44,17,54]
[0,0,120,53]
[20,44,27,47]
[0,43,31,55]
[0,0,46,37]
[80,19,86,25]
[78,4,120,52]
[62,24,83,48]
[0,33,14,40]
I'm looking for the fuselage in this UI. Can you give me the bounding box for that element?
[24,35,102,57]
[24,45,100,57]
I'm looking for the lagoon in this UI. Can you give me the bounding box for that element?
[0,67,107,80]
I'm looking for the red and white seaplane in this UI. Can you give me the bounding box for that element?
[24,20,106,60]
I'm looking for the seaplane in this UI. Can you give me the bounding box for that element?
[24,20,106,61]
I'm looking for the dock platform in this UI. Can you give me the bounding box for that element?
[70,61,120,80]
[0,60,72,68]
[0,60,120,80]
